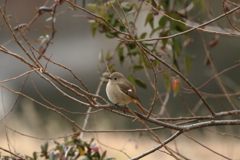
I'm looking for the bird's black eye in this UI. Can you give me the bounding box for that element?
[114,77,117,80]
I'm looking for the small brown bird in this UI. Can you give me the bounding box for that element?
[106,72,146,114]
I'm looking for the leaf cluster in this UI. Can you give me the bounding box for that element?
[1,129,114,160]
[91,0,199,91]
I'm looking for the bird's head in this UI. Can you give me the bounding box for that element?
[107,72,125,84]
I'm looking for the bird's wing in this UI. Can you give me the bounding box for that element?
[117,83,141,103]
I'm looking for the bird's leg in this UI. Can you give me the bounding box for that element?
[114,104,127,113]
[123,105,128,113]
[114,103,123,112]
[114,103,121,107]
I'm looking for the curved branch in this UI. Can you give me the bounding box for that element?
[0,147,24,159]
[131,131,182,160]
[121,5,240,42]
[66,0,130,36]
[142,46,216,116]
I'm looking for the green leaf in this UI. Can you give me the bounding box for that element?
[118,47,124,65]
[129,48,140,56]
[101,150,107,160]
[91,22,97,37]
[132,3,139,11]
[142,57,152,68]
[87,3,97,11]
[106,0,116,8]
[41,142,48,152]
[45,16,52,22]
[200,0,205,11]
[108,63,115,72]
[109,14,116,26]
[128,74,136,84]
[184,52,192,74]
[99,50,104,63]
[33,152,37,160]
[145,12,154,29]
[140,32,147,39]
[161,0,170,11]
[163,72,171,91]
[159,16,167,28]
[106,32,116,38]
[133,65,143,71]
[149,16,154,29]
[120,2,136,14]
[105,50,112,61]
[49,152,58,160]
[56,144,64,152]
[169,12,187,32]
[150,26,161,37]
[160,30,169,46]
[128,42,136,49]
[172,36,182,56]
[121,2,131,12]
[173,56,180,71]
[129,21,135,27]
[6,14,12,19]
[89,138,94,145]
[119,25,127,32]
[135,78,147,89]
[151,0,158,8]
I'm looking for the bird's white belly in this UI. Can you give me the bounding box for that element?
[106,84,132,105]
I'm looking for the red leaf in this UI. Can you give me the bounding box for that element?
[172,78,180,90]
[90,146,99,153]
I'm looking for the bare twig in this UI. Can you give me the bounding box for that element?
[141,46,216,116]
[223,0,240,32]
[132,131,182,160]
[199,31,237,109]
[66,0,130,36]
[80,77,105,139]
[184,134,232,160]
[0,147,24,160]
[121,5,240,42]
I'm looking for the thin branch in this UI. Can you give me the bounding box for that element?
[156,109,240,121]
[66,0,130,36]
[108,1,178,158]
[199,31,237,110]
[207,128,240,140]
[0,147,24,160]
[133,0,145,24]
[141,46,216,116]
[0,84,83,130]
[80,77,105,139]
[31,80,103,115]
[131,131,182,160]
[37,3,58,60]
[184,134,232,160]
[196,63,240,90]
[36,53,103,104]
[126,112,240,131]
[0,47,36,69]
[1,88,11,157]
[0,9,39,68]
[0,69,38,83]
[0,75,29,122]
[223,0,240,32]
[96,139,132,159]
[121,5,240,42]
[109,0,159,121]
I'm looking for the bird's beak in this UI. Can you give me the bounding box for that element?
[106,77,111,80]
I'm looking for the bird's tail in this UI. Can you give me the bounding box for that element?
[134,100,147,114]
